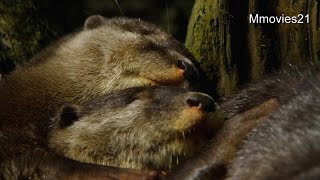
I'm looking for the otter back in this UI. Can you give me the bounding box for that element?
[167,63,320,179]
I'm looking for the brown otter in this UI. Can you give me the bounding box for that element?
[0,86,215,179]
[0,14,199,131]
[49,86,216,171]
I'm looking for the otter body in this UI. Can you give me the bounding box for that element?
[49,86,215,170]
[168,63,320,179]
[227,65,320,179]
[220,63,320,117]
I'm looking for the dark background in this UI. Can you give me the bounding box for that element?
[38,0,194,41]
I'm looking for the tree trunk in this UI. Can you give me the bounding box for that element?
[186,0,320,96]
[247,0,268,80]
[274,0,319,66]
[185,0,237,96]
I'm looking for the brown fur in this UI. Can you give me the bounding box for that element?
[0,15,199,179]
[167,99,279,179]
[49,86,216,170]
[0,15,199,131]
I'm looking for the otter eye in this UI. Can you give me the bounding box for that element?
[186,98,200,108]
[58,105,80,128]
[176,60,186,70]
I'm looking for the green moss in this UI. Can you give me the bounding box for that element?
[185,0,237,96]
[0,0,54,72]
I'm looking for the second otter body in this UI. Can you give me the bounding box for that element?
[227,64,320,179]
[167,63,320,179]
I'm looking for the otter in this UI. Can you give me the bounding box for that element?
[0,86,215,178]
[167,63,320,179]
[49,86,216,171]
[0,14,199,133]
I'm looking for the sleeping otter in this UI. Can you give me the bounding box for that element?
[0,86,215,178]
[49,86,216,170]
[0,14,199,131]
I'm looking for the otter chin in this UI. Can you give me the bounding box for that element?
[159,122,210,169]
[49,86,216,170]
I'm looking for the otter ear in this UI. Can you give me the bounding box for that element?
[58,105,81,128]
[84,15,107,30]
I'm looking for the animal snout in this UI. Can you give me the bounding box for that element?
[186,93,216,112]
[176,60,199,83]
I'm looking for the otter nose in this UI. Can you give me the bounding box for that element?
[176,60,199,83]
[186,93,216,112]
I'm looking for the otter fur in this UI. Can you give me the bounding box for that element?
[227,64,320,179]
[167,63,320,179]
[0,14,199,131]
[0,15,199,179]
[0,86,215,178]
[49,86,216,170]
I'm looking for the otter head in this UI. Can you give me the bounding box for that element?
[49,86,216,170]
[59,15,199,97]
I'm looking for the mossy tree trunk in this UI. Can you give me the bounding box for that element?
[0,0,54,75]
[185,0,237,96]
[274,0,319,66]
[186,0,320,96]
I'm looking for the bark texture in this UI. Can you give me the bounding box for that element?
[186,0,237,96]
[186,0,320,96]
